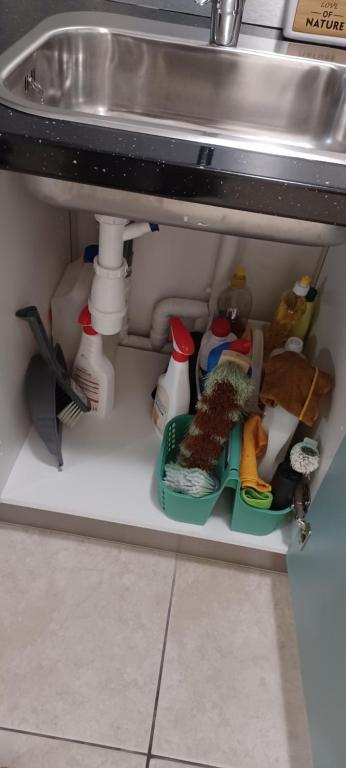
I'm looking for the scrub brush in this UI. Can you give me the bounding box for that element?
[290,438,320,477]
[164,361,252,497]
[16,306,91,427]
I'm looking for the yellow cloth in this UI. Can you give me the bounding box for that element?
[240,415,272,493]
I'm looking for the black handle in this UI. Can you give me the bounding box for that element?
[16,306,68,380]
[16,305,90,412]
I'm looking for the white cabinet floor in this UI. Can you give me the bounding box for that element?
[0,523,312,768]
[2,347,292,559]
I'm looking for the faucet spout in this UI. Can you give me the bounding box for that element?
[195,0,245,47]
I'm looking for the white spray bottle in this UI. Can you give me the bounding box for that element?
[152,317,195,437]
[72,305,115,419]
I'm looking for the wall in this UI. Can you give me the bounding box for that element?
[72,212,322,336]
[0,172,70,493]
[109,0,287,28]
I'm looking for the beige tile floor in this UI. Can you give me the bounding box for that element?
[0,523,312,768]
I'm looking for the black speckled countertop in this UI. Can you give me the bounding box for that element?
[0,0,346,227]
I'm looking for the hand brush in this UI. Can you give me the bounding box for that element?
[164,361,252,497]
[290,438,320,477]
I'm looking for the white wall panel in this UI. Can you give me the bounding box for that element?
[0,172,70,493]
[72,211,321,335]
[109,0,287,28]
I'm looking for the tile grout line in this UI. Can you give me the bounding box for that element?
[0,726,146,756]
[150,754,224,768]
[145,556,177,768]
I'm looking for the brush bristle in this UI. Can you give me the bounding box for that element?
[58,401,82,428]
[290,444,320,475]
[205,362,253,407]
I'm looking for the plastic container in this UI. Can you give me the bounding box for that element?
[259,405,299,484]
[152,317,194,437]
[230,487,290,535]
[199,317,233,373]
[259,337,305,482]
[157,415,240,525]
[271,336,304,357]
[293,286,317,340]
[72,305,114,418]
[217,266,253,337]
[51,244,97,369]
[265,275,311,356]
[271,460,301,511]
[206,337,252,373]
[157,418,291,533]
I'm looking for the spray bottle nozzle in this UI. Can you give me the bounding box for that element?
[170,317,195,362]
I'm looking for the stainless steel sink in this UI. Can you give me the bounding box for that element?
[1,12,346,245]
[1,12,346,163]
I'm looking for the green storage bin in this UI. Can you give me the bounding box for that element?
[157,416,291,534]
[157,415,240,525]
[230,484,291,536]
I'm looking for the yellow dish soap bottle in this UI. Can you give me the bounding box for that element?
[265,275,311,356]
[293,286,318,340]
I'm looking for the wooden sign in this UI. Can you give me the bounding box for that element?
[293,0,346,37]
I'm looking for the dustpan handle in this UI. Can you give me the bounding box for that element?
[16,306,90,412]
[16,306,66,376]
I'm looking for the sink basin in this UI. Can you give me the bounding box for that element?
[1,12,346,245]
[0,11,346,163]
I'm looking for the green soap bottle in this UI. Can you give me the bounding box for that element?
[293,286,317,340]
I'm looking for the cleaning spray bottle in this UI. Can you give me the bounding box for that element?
[152,317,195,437]
[72,305,115,418]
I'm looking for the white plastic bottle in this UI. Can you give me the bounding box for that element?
[259,338,305,483]
[72,305,114,419]
[199,317,235,373]
[52,245,97,369]
[270,336,304,357]
[152,317,195,437]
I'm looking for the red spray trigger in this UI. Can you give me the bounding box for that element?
[79,305,97,336]
[170,317,195,362]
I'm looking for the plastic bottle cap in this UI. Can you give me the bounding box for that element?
[78,305,97,335]
[294,275,311,297]
[285,337,304,354]
[170,317,195,362]
[211,318,231,337]
[230,266,246,288]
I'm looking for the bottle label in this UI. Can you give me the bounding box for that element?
[73,366,99,410]
[293,0,346,37]
[152,385,168,433]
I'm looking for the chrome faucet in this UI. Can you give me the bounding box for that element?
[195,0,245,46]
